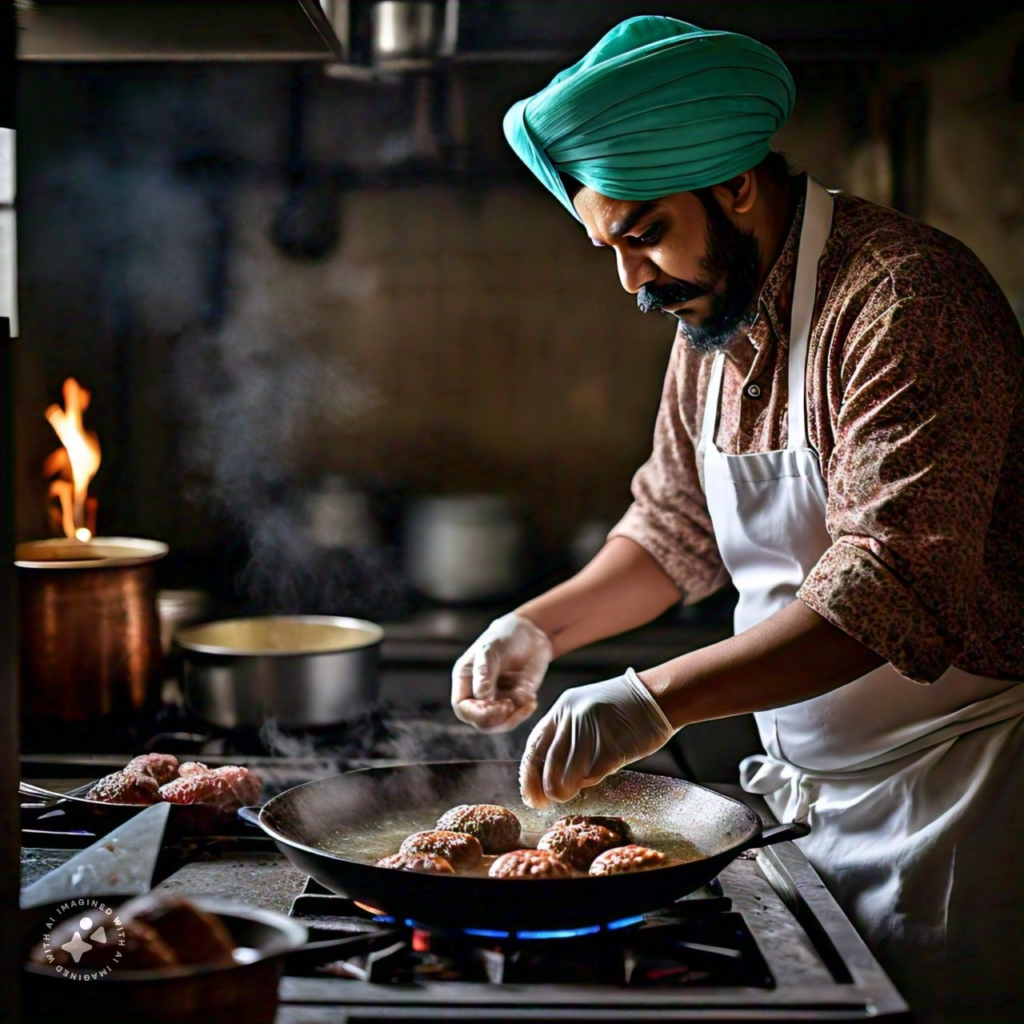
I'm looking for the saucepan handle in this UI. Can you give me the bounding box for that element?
[744,821,810,849]
[237,805,263,829]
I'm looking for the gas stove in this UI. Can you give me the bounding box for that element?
[20,760,910,1022]
[268,846,909,1021]
[288,876,768,986]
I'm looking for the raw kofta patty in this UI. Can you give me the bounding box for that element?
[488,849,574,879]
[588,844,667,876]
[537,823,623,870]
[436,804,521,853]
[554,814,633,843]
[87,769,161,805]
[126,753,180,786]
[399,830,484,870]
[158,765,262,809]
[376,852,455,874]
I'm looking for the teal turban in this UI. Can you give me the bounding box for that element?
[503,16,795,222]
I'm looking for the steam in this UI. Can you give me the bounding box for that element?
[165,183,421,617]
[171,299,403,612]
[258,707,522,764]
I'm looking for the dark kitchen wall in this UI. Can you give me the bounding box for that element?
[13,6,1024,610]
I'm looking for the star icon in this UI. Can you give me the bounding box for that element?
[61,931,93,964]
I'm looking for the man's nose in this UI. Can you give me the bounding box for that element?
[616,249,657,295]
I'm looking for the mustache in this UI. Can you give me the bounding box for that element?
[637,280,709,314]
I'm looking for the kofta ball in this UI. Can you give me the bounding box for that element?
[554,814,633,843]
[126,753,180,786]
[376,852,456,874]
[588,844,667,876]
[87,770,161,805]
[537,823,623,870]
[436,804,521,853]
[118,894,236,967]
[399,830,484,870]
[488,849,574,879]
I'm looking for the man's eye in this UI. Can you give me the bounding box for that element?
[636,225,661,245]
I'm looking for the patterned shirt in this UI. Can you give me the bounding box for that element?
[610,178,1023,684]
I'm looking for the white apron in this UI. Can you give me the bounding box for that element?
[701,176,1024,1023]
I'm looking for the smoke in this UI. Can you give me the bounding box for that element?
[258,705,522,764]
[167,187,421,618]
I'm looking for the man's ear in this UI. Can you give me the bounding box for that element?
[711,171,757,216]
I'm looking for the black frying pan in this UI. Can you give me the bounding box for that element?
[249,761,808,931]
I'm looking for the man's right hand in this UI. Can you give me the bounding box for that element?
[451,612,554,733]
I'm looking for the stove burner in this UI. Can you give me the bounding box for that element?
[312,881,728,941]
[348,907,645,939]
[289,877,772,987]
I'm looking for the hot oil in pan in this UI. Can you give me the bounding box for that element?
[319,801,705,875]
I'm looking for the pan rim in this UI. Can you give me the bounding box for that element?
[256,759,763,881]
[175,614,384,657]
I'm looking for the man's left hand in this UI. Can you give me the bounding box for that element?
[519,669,674,809]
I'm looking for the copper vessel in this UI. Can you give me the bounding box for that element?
[16,537,168,721]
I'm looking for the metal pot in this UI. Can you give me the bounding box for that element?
[177,615,383,729]
[369,0,451,63]
[404,494,526,603]
[16,537,168,722]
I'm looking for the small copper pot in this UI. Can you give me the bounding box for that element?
[16,537,168,721]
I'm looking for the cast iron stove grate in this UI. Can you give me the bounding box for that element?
[288,876,772,988]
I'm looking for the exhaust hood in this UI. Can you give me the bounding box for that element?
[16,0,344,61]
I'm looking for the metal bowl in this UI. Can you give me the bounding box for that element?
[176,615,384,729]
[22,898,307,1024]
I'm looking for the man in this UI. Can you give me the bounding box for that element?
[450,16,1022,1023]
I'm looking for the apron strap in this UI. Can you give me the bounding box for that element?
[700,351,726,451]
[787,178,834,452]
[700,177,834,460]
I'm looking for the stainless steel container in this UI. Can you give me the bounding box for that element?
[16,537,168,721]
[404,494,526,603]
[157,588,211,657]
[176,615,383,729]
[369,0,449,62]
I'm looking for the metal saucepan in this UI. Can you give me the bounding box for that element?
[21,897,374,1024]
[176,615,383,729]
[248,760,808,931]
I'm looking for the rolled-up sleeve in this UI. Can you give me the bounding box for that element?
[798,293,1019,683]
[608,336,726,603]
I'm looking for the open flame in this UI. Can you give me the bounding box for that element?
[43,378,101,541]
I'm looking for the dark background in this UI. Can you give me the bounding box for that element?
[11,0,1024,621]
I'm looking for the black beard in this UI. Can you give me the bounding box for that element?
[636,194,762,354]
[679,194,761,353]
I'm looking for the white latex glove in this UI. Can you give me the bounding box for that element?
[519,668,674,809]
[451,612,554,733]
